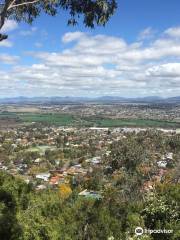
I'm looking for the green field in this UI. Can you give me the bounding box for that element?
[18,114,180,128]
[19,113,75,125]
[0,112,18,119]
[0,112,180,128]
[90,118,180,128]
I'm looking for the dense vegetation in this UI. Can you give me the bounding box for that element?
[0,130,180,240]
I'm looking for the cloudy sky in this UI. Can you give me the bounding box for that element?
[1,0,180,98]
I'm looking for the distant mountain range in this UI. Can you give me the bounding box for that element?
[0,96,180,104]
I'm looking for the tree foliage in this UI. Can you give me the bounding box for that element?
[59,183,72,199]
[0,130,180,239]
[0,0,117,41]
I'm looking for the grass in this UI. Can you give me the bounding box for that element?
[18,113,75,126]
[90,118,180,128]
[0,112,18,119]
[0,112,180,128]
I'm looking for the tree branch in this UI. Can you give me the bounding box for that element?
[7,0,16,10]
[0,1,15,41]
[8,0,40,10]
[0,0,12,29]
[0,0,41,41]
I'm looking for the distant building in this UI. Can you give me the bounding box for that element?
[36,184,47,190]
[157,161,167,168]
[78,189,102,199]
[36,173,50,181]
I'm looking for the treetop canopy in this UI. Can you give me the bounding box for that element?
[0,0,117,41]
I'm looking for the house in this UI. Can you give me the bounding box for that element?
[91,157,101,165]
[36,184,47,191]
[34,158,41,164]
[165,152,173,160]
[106,151,111,156]
[73,164,82,168]
[0,165,8,170]
[36,173,50,181]
[78,189,102,199]
[55,160,60,165]
[67,166,87,176]
[49,176,60,185]
[157,160,167,168]
[85,156,101,165]
[89,127,109,131]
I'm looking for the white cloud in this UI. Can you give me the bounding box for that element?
[0,39,13,47]
[146,63,180,78]
[62,32,86,43]
[0,54,19,64]
[138,27,155,40]
[0,20,17,48]
[19,27,37,36]
[1,28,180,97]
[165,27,180,38]
[1,20,18,33]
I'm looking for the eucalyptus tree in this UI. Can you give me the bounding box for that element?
[0,0,117,41]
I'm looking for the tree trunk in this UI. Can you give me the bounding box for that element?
[0,0,11,41]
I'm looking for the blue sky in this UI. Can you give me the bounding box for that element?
[1,0,180,97]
